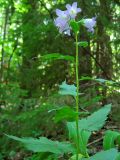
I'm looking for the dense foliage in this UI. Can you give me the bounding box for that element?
[0,0,120,159]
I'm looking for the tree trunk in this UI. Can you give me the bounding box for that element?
[0,7,9,82]
[95,0,113,104]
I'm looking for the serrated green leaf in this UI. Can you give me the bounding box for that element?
[82,148,118,160]
[59,81,83,97]
[41,53,75,62]
[67,104,111,156]
[54,106,77,123]
[79,104,111,131]
[6,135,75,155]
[103,130,120,150]
[67,104,111,132]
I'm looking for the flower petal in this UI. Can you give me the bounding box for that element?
[77,8,82,13]
[56,9,63,16]
[66,4,71,10]
[72,2,77,8]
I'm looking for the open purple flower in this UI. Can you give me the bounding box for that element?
[66,2,81,19]
[55,18,71,35]
[55,9,69,21]
[54,9,71,35]
[84,17,96,33]
[54,2,81,35]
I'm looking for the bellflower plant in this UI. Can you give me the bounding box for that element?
[54,2,117,160]
[55,3,96,159]
[7,2,120,160]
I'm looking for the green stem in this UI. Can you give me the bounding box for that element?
[75,33,90,159]
[75,32,80,160]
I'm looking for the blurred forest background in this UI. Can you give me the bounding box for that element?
[0,0,120,159]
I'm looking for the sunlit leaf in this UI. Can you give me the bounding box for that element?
[59,81,83,97]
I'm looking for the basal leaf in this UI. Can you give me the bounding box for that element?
[82,148,118,160]
[79,130,91,156]
[67,104,111,156]
[103,130,120,150]
[70,154,84,160]
[67,122,91,156]
[78,104,111,131]
[67,104,111,132]
[6,135,75,155]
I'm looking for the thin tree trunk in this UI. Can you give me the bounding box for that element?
[0,7,9,82]
[96,0,113,104]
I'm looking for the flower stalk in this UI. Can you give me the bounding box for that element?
[75,32,90,159]
[75,32,80,160]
